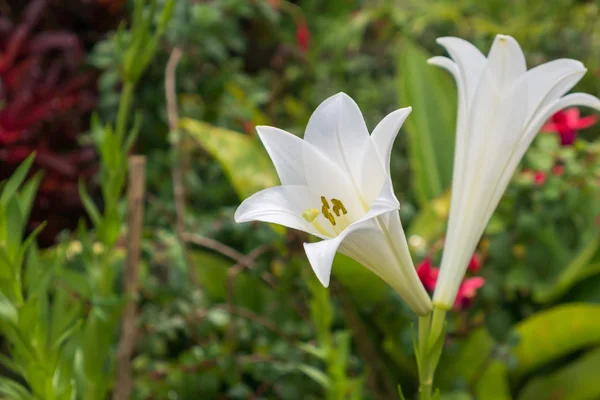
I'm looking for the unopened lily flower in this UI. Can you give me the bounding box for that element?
[235,93,432,315]
[429,34,600,309]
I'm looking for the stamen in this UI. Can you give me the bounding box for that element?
[331,198,347,217]
[303,196,350,237]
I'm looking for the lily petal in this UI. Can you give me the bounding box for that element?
[485,35,526,89]
[304,92,370,192]
[436,37,486,107]
[303,179,400,288]
[256,125,365,220]
[431,34,600,309]
[524,59,586,123]
[371,107,412,174]
[235,185,325,237]
[305,213,431,315]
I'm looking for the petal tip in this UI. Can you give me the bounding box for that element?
[303,241,334,287]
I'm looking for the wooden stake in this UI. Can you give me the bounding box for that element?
[113,156,146,400]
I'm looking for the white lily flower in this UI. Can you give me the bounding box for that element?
[235,93,432,315]
[429,34,600,308]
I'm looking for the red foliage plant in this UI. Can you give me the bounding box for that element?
[0,0,100,245]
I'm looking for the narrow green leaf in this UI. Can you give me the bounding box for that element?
[0,377,33,400]
[296,364,331,389]
[533,238,600,303]
[15,222,47,273]
[298,342,328,361]
[397,384,407,400]
[16,171,42,223]
[122,111,142,154]
[0,153,35,207]
[397,40,456,206]
[78,180,101,226]
[0,353,20,375]
[0,289,18,325]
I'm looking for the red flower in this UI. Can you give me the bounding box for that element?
[454,277,485,310]
[533,171,546,186]
[467,253,482,274]
[542,107,598,146]
[295,18,310,53]
[417,257,438,292]
[417,258,485,311]
[552,165,565,176]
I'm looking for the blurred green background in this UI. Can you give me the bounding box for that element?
[1,0,600,399]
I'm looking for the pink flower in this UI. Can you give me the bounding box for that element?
[417,258,485,310]
[467,254,481,274]
[533,171,546,186]
[542,107,598,146]
[295,18,310,53]
[454,277,485,310]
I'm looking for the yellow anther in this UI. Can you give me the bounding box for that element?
[325,211,336,226]
[331,198,347,217]
[302,208,320,223]
[321,196,330,209]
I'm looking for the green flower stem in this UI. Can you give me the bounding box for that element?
[418,313,433,400]
[417,306,448,400]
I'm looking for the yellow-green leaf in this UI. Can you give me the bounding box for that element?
[512,304,600,378]
[518,347,600,400]
[181,118,278,200]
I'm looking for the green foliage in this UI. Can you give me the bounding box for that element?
[397,40,457,206]
[518,347,600,400]
[181,119,279,200]
[511,304,600,378]
[0,157,80,400]
[1,0,600,399]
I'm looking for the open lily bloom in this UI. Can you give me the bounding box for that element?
[235,93,432,316]
[429,34,600,308]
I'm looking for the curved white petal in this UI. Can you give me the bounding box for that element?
[371,107,412,174]
[305,211,432,315]
[491,92,600,216]
[256,126,307,185]
[431,35,600,309]
[428,56,470,210]
[435,93,600,307]
[436,37,486,107]
[257,125,366,221]
[304,92,370,191]
[485,35,526,89]
[524,59,586,123]
[235,185,324,237]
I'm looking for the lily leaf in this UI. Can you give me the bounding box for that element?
[533,237,600,303]
[511,303,600,378]
[518,347,600,400]
[397,40,456,206]
[181,118,278,200]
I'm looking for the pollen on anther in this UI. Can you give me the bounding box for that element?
[331,198,347,216]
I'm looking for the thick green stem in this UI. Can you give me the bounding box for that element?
[417,314,433,400]
[417,306,448,400]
